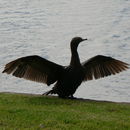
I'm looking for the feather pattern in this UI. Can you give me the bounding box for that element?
[82,55,129,81]
[2,55,64,85]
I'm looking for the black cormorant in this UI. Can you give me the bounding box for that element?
[2,37,129,98]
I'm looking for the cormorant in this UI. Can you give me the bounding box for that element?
[2,37,129,98]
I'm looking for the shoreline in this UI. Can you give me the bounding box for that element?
[0,91,130,104]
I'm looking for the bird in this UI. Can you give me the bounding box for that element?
[2,37,129,98]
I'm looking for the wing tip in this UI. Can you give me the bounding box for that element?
[2,69,7,73]
[2,70,5,73]
[2,60,19,74]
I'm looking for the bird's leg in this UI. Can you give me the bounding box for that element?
[70,95,74,98]
[68,95,76,99]
[42,90,54,95]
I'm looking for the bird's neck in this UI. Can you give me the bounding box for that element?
[70,47,81,67]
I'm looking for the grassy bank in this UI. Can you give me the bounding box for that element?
[0,93,130,130]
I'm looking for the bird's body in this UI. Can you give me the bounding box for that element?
[50,66,85,98]
[2,37,129,98]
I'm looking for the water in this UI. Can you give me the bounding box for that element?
[0,0,130,102]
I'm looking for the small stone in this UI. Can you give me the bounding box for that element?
[39,124,45,128]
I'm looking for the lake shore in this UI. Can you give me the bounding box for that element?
[1,92,129,104]
[0,92,130,129]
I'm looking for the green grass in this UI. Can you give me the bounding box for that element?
[0,93,130,130]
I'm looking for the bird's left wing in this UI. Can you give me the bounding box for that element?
[82,55,129,81]
[2,55,65,85]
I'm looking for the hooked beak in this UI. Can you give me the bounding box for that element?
[82,38,88,41]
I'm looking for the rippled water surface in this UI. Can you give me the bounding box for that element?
[0,0,130,102]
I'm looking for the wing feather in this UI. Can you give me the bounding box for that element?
[3,55,64,85]
[82,55,129,81]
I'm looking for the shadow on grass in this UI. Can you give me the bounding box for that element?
[0,92,130,105]
[29,95,126,106]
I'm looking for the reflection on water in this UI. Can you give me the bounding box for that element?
[0,0,130,102]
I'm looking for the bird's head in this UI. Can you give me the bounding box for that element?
[70,37,87,50]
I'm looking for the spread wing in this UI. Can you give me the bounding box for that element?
[82,55,129,81]
[2,55,64,85]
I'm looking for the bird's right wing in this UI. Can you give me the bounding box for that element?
[2,55,65,85]
[82,55,129,81]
